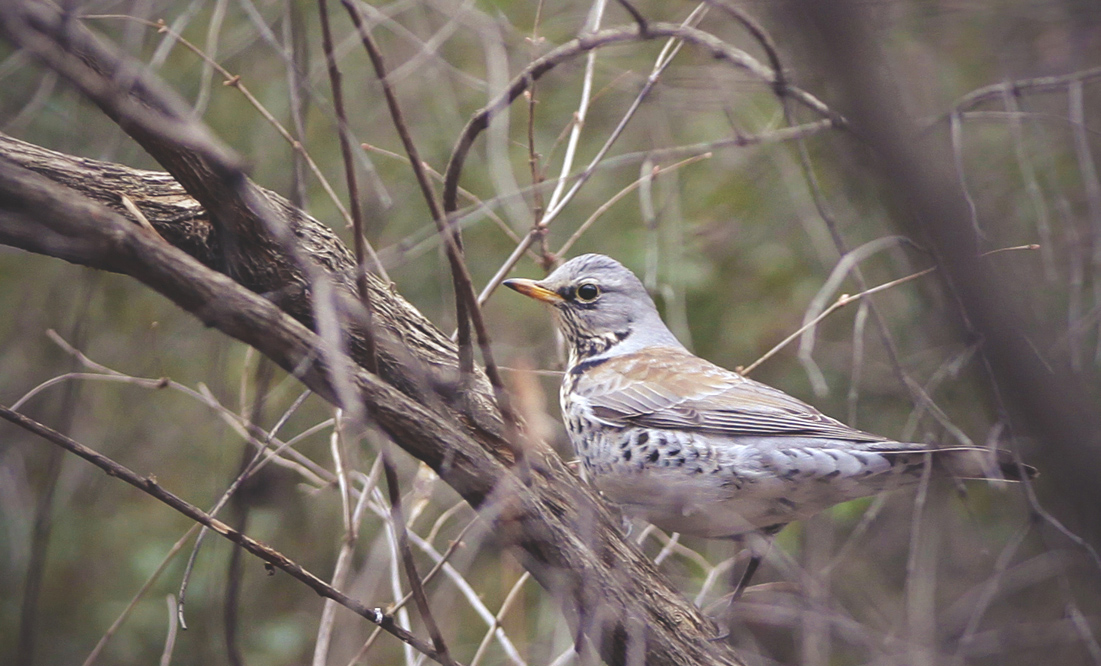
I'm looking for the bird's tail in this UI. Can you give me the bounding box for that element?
[932,447,1037,481]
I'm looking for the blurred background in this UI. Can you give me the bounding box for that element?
[2,0,1101,664]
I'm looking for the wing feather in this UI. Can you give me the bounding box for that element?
[580,348,888,443]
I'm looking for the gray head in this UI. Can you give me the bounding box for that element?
[503,254,682,364]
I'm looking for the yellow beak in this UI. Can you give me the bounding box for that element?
[503,278,563,304]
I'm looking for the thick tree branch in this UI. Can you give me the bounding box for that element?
[0,0,504,441]
[0,2,748,661]
[0,143,742,666]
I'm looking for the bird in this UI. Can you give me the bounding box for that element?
[504,253,1033,599]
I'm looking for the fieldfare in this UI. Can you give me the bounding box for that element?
[505,253,1033,598]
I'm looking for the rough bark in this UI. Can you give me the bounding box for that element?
[0,2,752,661]
[0,131,502,442]
[0,110,743,666]
[0,0,504,439]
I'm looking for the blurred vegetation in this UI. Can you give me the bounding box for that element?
[2,0,1101,665]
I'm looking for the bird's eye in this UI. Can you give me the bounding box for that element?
[576,282,600,302]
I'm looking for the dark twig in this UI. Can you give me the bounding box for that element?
[175,384,313,629]
[0,405,454,665]
[17,293,91,666]
[339,0,473,372]
[316,10,449,656]
[777,46,939,419]
[318,0,377,372]
[340,0,523,455]
[525,0,548,243]
[223,492,247,666]
[224,358,272,666]
[526,80,550,259]
[0,154,742,666]
[614,0,648,36]
[282,0,311,210]
[442,22,837,218]
[705,1,784,94]
[381,455,458,666]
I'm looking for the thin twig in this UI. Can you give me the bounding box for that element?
[900,345,979,442]
[41,332,332,483]
[741,267,932,376]
[443,21,836,219]
[797,236,910,395]
[192,0,227,118]
[382,447,458,666]
[469,571,532,666]
[159,594,180,666]
[1002,87,1056,279]
[83,525,200,666]
[478,8,717,304]
[341,0,521,447]
[346,514,483,666]
[555,153,711,257]
[706,1,783,88]
[952,64,1101,113]
[1068,81,1101,365]
[526,0,548,262]
[847,299,868,425]
[176,385,315,629]
[381,118,834,275]
[951,520,1032,663]
[740,244,1040,376]
[904,455,938,665]
[949,111,984,240]
[282,0,311,210]
[362,142,530,250]
[614,0,648,35]
[312,416,375,666]
[318,0,378,371]
[339,0,470,365]
[0,405,455,665]
[542,0,607,223]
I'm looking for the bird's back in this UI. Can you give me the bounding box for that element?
[562,346,1028,536]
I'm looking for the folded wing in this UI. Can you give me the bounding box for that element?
[581,347,890,444]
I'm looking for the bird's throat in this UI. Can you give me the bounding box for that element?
[566,328,631,368]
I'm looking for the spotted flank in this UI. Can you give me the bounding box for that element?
[504,254,1035,539]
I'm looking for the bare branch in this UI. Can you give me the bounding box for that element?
[442,21,838,218]
[0,143,742,666]
[794,0,1101,557]
[317,0,378,372]
[340,0,522,451]
[0,404,448,662]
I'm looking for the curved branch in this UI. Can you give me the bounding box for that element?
[0,134,743,666]
[340,0,522,452]
[0,2,507,441]
[952,65,1101,114]
[0,4,750,662]
[442,21,839,215]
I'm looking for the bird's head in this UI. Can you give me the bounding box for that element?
[504,254,681,364]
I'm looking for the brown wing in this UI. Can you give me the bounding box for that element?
[578,347,888,443]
